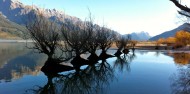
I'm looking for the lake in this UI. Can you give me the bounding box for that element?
[0,43,189,94]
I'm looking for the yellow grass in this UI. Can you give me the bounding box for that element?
[0,31,20,39]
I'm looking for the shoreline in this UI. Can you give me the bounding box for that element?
[135,46,190,53]
[0,39,33,43]
[0,41,190,53]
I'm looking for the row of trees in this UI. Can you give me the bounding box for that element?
[26,11,136,71]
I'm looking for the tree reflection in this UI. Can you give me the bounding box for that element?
[168,53,190,94]
[114,51,136,72]
[167,53,190,65]
[25,73,61,94]
[26,59,114,94]
[170,65,190,94]
[61,60,114,94]
[173,53,190,65]
[154,50,161,57]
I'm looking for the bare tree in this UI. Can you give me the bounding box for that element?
[115,34,123,51]
[155,40,161,50]
[86,27,99,61]
[61,18,94,70]
[96,25,116,58]
[130,40,138,51]
[170,0,190,18]
[26,11,61,59]
[82,14,100,61]
[114,34,131,56]
[61,19,93,57]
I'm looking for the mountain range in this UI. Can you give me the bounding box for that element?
[0,0,121,40]
[0,0,189,41]
[0,0,80,25]
[0,0,82,39]
[0,13,26,39]
[149,23,190,41]
[129,31,151,41]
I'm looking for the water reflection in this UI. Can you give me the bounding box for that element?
[0,43,46,82]
[0,47,185,94]
[114,51,136,72]
[170,65,190,94]
[25,50,138,94]
[168,53,190,94]
[0,43,26,68]
[155,50,161,57]
[26,59,114,94]
[138,50,148,55]
[167,53,190,65]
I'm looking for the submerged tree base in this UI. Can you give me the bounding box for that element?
[41,58,74,74]
[71,56,89,71]
[87,53,99,65]
[122,49,130,54]
[114,50,122,56]
[99,51,115,60]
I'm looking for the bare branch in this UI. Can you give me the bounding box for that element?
[170,0,190,12]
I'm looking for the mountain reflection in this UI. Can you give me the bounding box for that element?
[0,43,26,68]
[26,59,114,94]
[0,43,46,82]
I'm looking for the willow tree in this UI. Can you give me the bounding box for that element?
[61,20,92,57]
[114,34,131,56]
[26,11,61,60]
[61,19,93,70]
[26,10,76,74]
[83,16,100,62]
[130,40,138,51]
[96,26,116,58]
[84,26,100,63]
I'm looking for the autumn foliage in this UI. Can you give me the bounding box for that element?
[157,30,190,48]
[175,30,190,47]
[157,37,176,45]
[173,53,190,65]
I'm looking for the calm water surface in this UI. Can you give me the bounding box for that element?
[0,43,189,94]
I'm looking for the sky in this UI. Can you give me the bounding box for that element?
[19,0,185,36]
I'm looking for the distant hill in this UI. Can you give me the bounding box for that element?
[0,0,112,39]
[0,0,81,25]
[0,14,27,39]
[128,31,151,41]
[0,0,84,39]
[149,23,190,41]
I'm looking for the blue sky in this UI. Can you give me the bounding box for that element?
[19,0,181,36]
